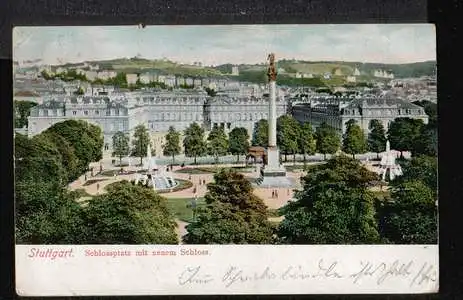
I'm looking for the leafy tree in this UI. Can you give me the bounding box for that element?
[107,72,128,88]
[131,124,152,165]
[83,181,178,244]
[112,131,130,166]
[204,87,217,97]
[228,127,250,163]
[15,133,68,185]
[412,100,437,127]
[44,119,104,170]
[394,155,438,198]
[299,122,316,161]
[387,118,424,156]
[74,87,85,95]
[252,119,268,147]
[183,122,207,164]
[342,119,367,159]
[368,119,387,159]
[377,180,437,244]
[207,125,229,164]
[315,122,341,160]
[184,169,275,244]
[415,124,438,157]
[278,155,380,244]
[14,100,38,128]
[39,131,81,182]
[163,126,181,164]
[15,180,87,244]
[277,115,300,162]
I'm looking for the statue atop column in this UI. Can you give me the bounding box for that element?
[267,53,277,82]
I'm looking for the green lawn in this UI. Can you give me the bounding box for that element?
[165,197,206,222]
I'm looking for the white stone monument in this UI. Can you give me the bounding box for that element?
[377,140,403,181]
[259,53,294,188]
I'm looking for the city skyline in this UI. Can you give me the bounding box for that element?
[13,24,436,66]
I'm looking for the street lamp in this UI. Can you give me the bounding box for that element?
[190,195,198,221]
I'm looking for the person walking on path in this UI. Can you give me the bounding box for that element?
[203,179,206,185]
[96,183,100,194]
[272,190,275,198]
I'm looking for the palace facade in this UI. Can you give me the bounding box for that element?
[291,96,429,135]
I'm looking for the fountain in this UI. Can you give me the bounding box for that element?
[377,140,403,181]
[132,143,179,191]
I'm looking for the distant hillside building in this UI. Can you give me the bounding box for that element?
[323,73,332,80]
[346,76,357,83]
[126,73,138,85]
[96,71,117,80]
[374,69,394,79]
[231,66,239,76]
[85,71,98,81]
[353,68,361,76]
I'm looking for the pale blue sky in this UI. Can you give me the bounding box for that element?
[13,24,436,66]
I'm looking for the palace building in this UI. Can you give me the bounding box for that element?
[291,96,428,135]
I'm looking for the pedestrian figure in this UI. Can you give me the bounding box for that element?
[100,164,103,173]
[188,175,192,180]
[287,189,290,196]
[193,186,197,194]
[203,179,206,185]
[97,183,100,191]
[84,174,87,181]
[272,190,275,198]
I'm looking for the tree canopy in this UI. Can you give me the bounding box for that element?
[207,125,229,164]
[368,119,387,156]
[299,122,316,161]
[277,115,300,161]
[14,100,38,128]
[342,119,367,158]
[43,119,104,171]
[228,127,250,162]
[132,124,152,164]
[278,155,380,244]
[387,118,424,155]
[163,126,181,164]
[252,119,269,147]
[83,181,178,244]
[315,122,341,159]
[112,131,130,165]
[377,180,437,244]
[184,169,275,244]
[183,122,207,164]
[15,180,87,244]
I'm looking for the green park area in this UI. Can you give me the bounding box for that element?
[15,113,437,245]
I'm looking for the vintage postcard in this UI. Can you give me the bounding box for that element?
[13,24,438,296]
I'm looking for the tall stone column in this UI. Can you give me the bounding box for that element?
[268,80,277,148]
[263,53,285,174]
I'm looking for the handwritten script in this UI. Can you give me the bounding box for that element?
[177,259,437,288]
